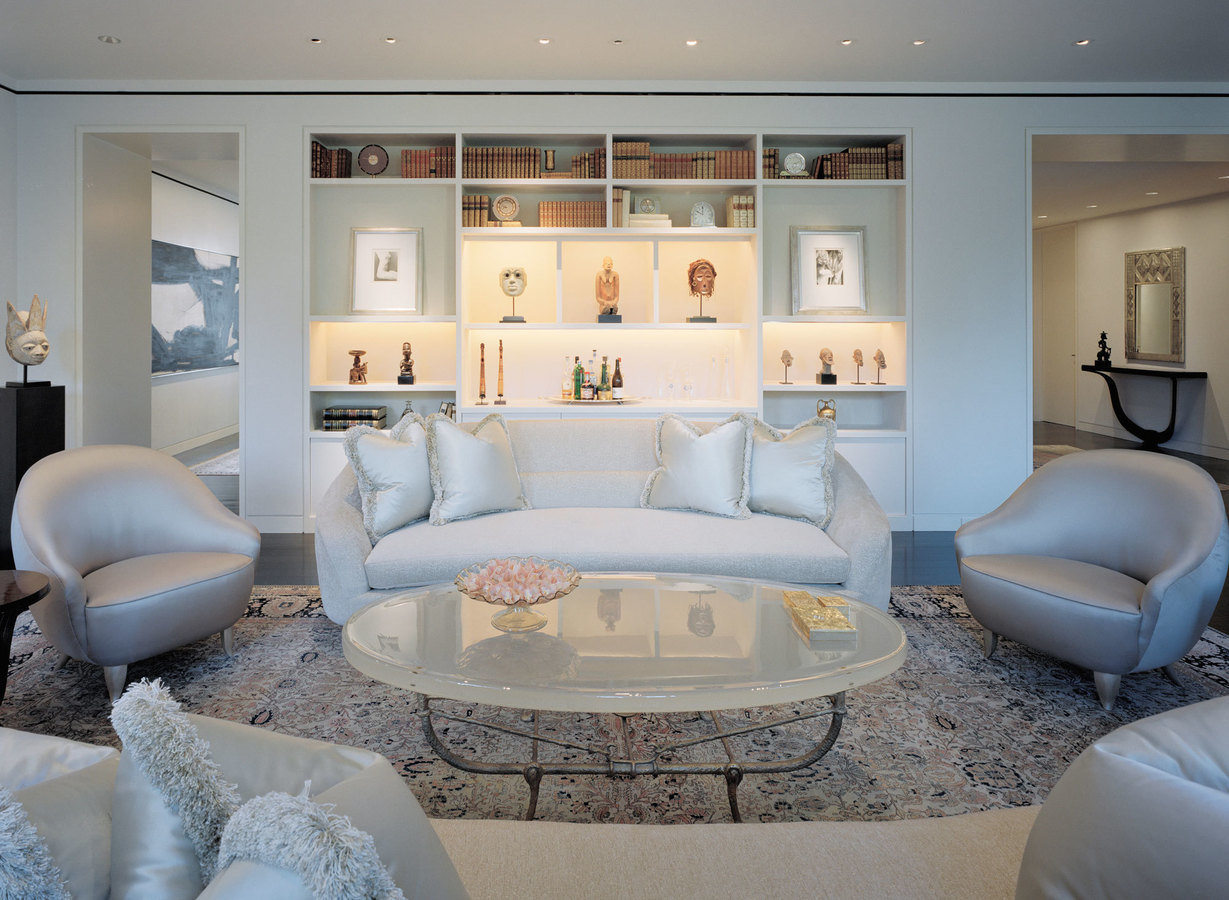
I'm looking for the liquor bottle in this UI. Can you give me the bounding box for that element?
[572,356,584,400]
[611,357,624,400]
[561,354,573,399]
[587,349,597,390]
[581,367,595,400]
[599,356,611,400]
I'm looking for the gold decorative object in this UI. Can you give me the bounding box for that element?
[817,399,836,420]
[783,590,855,643]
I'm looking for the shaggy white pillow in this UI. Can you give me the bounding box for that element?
[213,787,405,900]
[344,412,433,542]
[641,414,753,518]
[0,784,69,900]
[426,413,529,525]
[747,415,837,528]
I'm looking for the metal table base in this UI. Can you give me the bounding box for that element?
[417,691,846,822]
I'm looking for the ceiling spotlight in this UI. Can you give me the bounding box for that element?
[1145,191,1159,196]
[309,37,323,44]
[97,35,121,44]
[1219,175,1229,180]
[1086,204,1099,209]
[538,38,551,45]
[685,39,699,47]
[840,39,854,46]
[912,39,926,46]
[1073,39,1092,46]
[384,37,397,44]
[612,39,624,45]
[1037,215,1049,219]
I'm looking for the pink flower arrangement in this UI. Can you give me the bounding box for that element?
[455,556,581,607]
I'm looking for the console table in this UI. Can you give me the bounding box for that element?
[1081,364,1207,449]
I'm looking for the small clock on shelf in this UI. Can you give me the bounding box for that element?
[689,200,715,227]
[781,152,808,178]
[357,144,389,176]
[492,194,520,222]
[636,195,661,215]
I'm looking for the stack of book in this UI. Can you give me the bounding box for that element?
[462,146,542,179]
[812,143,905,180]
[762,148,781,179]
[321,406,388,432]
[724,194,755,228]
[569,148,607,178]
[400,147,455,178]
[310,141,352,178]
[462,195,491,227]
[538,200,606,228]
[612,141,652,178]
[627,212,671,228]
[782,590,856,644]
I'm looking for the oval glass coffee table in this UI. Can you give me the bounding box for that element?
[344,572,906,821]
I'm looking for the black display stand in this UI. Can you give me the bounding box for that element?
[0,385,65,568]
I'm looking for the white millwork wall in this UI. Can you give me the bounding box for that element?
[5,89,1229,533]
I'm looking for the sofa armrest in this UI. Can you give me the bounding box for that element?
[313,466,374,624]
[825,453,892,610]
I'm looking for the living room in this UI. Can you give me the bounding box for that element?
[3,3,1229,898]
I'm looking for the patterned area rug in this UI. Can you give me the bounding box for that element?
[1032,444,1082,469]
[189,448,239,476]
[5,585,1228,824]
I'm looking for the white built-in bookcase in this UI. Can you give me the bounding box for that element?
[305,129,911,527]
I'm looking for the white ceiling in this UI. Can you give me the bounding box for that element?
[2,0,1229,89]
[15,3,1229,220]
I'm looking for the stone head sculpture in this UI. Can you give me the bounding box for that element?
[6,295,50,367]
[499,266,527,297]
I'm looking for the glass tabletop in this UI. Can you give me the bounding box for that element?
[343,572,907,714]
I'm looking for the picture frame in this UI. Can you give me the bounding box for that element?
[350,227,424,314]
[790,225,867,314]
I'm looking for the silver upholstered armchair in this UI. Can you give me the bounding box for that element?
[10,444,260,701]
[955,448,1229,710]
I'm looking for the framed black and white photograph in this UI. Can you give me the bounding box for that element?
[350,227,423,313]
[790,225,867,314]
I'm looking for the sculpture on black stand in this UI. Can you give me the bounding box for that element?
[1094,331,1113,369]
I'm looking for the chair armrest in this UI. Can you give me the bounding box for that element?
[825,454,892,610]
[314,465,375,623]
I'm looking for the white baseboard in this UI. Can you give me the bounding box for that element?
[158,426,239,457]
[247,515,306,534]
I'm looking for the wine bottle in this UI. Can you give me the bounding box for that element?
[572,356,584,400]
[599,355,611,400]
[611,357,624,400]
[561,354,573,399]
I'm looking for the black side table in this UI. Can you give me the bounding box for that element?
[1,570,50,706]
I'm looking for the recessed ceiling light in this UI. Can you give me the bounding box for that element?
[97,35,121,44]
[1145,191,1159,196]
[685,39,700,47]
[309,37,323,44]
[384,37,397,44]
[611,39,624,46]
[912,40,926,46]
[1086,204,1099,209]
[1037,215,1049,219]
[1073,39,1092,46]
[840,39,854,46]
[538,38,551,45]
[1219,175,1229,180]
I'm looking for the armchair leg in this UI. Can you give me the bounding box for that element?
[1161,663,1182,686]
[222,626,236,656]
[981,629,998,659]
[1093,672,1121,711]
[54,652,70,669]
[104,665,128,704]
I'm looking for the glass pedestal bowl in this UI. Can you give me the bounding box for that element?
[454,556,581,633]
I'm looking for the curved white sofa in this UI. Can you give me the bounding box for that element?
[6,695,1228,898]
[314,417,892,624]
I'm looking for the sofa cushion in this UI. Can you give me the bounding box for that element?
[748,416,836,528]
[427,413,529,525]
[344,414,432,542]
[0,784,70,899]
[365,507,852,588]
[642,414,752,519]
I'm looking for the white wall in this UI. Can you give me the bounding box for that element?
[150,174,240,453]
[1,90,17,380]
[1044,193,1229,458]
[81,135,152,446]
[12,90,1229,532]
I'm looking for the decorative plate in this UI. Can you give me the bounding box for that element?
[357,144,389,176]
[782,152,807,176]
[492,194,520,221]
[690,200,715,227]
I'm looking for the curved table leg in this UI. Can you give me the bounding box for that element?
[1088,369,1177,449]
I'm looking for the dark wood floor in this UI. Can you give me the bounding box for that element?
[254,422,1228,634]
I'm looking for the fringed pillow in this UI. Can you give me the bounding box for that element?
[0,785,69,900]
[344,412,433,542]
[426,413,529,525]
[747,415,837,528]
[212,787,405,900]
[641,414,753,518]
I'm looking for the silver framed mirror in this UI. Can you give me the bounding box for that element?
[1125,246,1184,363]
